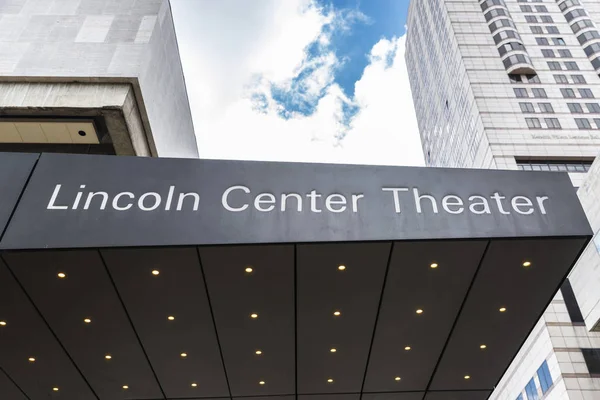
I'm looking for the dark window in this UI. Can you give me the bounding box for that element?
[565,61,579,70]
[541,15,553,23]
[571,19,594,33]
[526,117,542,128]
[481,0,504,11]
[510,74,523,83]
[486,8,508,21]
[554,74,569,83]
[515,88,529,97]
[584,43,600,56]
[559,0,582,12]
[580,88,595,98]
[592,57,600,70]
[520,102,535,113]
[539,103,554,113]
[531,26,543,34]
[494,30,520,44]
[562,88,576,98]
[527,74,541,83]
[546,26,560,34]
[548,61,562,70]
[542,49,556,58]
[525,378,539,400]
[517,395,523,400]
[521,5,533,12]
[559,49,572,57]
[537,361,553,394]
[504,54,530,68]
[536,5,548,12]
[517,160,594,171]
[572,74,586,83]
[533,88,547,98]
[568,103,584,113]
[586,103,600,113]
[536,37,550,45]
[500,42,526,56]
[566,8,588,22]
[553,37,566,45]
[578,30,600,45]
[582,349,600,374]
[575,118,592,129]
[545,118,561,128]
[526,15,538,23]
[490,19,516,32]
[594,119,600,129]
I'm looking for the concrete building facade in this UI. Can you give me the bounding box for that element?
[0,0,198,158]
[406,0,600,399]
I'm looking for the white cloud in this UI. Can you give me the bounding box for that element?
[171,0,424,166]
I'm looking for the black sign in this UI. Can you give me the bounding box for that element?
[0,153,38,239]
[0,153,592,249]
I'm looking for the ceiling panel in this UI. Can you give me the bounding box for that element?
[0,257,95,399]
[199,245,295,397]
[3,250,163,400]
[363,393,424,400]
[101,247,230,399]
[429,238,587,391]
[424,391,491,400]
[0,368,26,400]
[296,242,391,394]
[299,395,360,400]
[363,240,488,392]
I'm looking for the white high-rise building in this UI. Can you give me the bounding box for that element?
[406,0,600,399]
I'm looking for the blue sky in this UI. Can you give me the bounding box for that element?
[172,0,422,166]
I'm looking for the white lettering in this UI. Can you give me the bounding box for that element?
[536,196,548,215]
[307,190,322,213]
[326,194,347,213]
[442,195,464,214]
[165,186,175,210]
[47,184,68,210]
[138,192,161,211]
[222,185,250,212]
[84,192,109,210]
[491,192,510,215]
[177,192,200,211]
[112,192,134,211]
[381,187,409,213]
[281,193,302,212]
[72,185,86,210]
[413,188,438,214]
[468,196,491,214]
[255,193,276,212]
[512,196,534,215]
[351,194,364,213]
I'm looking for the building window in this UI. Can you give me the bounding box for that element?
[571,19,594,33]
[582,349,600,375]
[559,0,582,12]
[546,26,560,34]
[538,103,554,113]
[536,5,548,12]
[510,74,523,83]
[526,15,538,23]
[561,88,576,98]
[515,88,529,97]
[537,361,553,394]
[521,5,533,12]
[542,49,556,58]
[554,74,568,83]
[568,103,584,113]
[537,37,550,45]
[517,395,523,400]
[494,30,520,44]
[594,119,600,129]
[566,8,588,22]
[553,37,566,45]
[490,19,516,32]
[548,61,561,70]
[592,57,600,70]
[531,26,543,34]
[485,8,509,21]
[526,117,542,129]
[580,88,595,98]
[572,74,586,83]
[578,30,600,45]
[575,118,592,129]
[565,61,579,70]
[586,103,600,113]
[517,160,594,171]
[520,102,535,113]
[527,74,541,83]
[584,43,600,57]
[540,15,553,23]
[558,49,572,57]
[525,378,539,400]
[533,88,547,98]
[545,118,561,128]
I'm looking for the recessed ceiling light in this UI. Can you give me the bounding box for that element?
[499,307,507,312]
[416,309,424,314]
[168,316,175,321]
[151,270,160,276]
[57,272,66,279]
[105,354,112,360]
[191,383,198,387]
[259,381,265,385]
[330,348,337,353]
[251,313,258,319]
[122,385,129,390]
[245,267,253,273]
[256,350,262,355]
[338,265,346,271]
[480,344,487,349]
[404,346,411,351]
[333,311,341,316]
[53,387,59,392]
[395,377,401,381]
[181,353,188,358]
[28,357,35,362]
[0,321,6,326]
[464,375,471,380]
[430,263,438,269]
[327,378,334,383]
[523,261,531,267]
[84,318,91,324]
